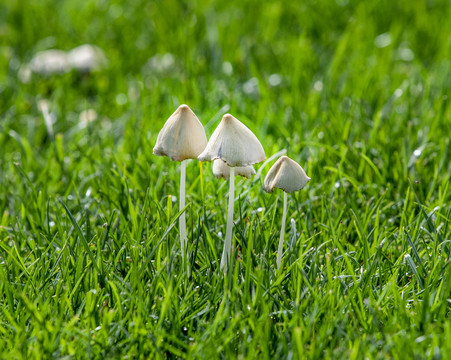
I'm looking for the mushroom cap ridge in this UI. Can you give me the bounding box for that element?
[198,114,265,167]
[153,104,208,161]
[263,156,310,193]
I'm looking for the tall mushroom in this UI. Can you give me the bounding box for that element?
[199,114,265,271]
[153,104,207,262]
[263,156,310,269]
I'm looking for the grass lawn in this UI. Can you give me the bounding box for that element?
[1,0,450,358]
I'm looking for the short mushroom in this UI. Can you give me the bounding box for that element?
[199,114,265,271]
[153,104,207,263]
[212,159,255,180]
[263,156,310,269]
[67,44,107,72]
[29,49,69,75]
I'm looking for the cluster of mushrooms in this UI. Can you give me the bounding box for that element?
[153,105,310,272]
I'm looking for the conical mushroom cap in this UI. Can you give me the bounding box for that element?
[153,104,207,161]
[263,156,310,193]
[198,114,265,167]
[213,159,256,180]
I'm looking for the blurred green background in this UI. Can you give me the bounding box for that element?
[1,0,450,201]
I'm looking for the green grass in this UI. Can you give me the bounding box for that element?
[1,0,450,358]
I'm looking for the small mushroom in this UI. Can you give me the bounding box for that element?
[213,159,255,180]
[153,104,207,263]
[199,114,265,271]
[263,156,310,269]
[29,49,69,75]
[67,44,107,72]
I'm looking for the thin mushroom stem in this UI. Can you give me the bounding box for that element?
[179,160,187,264]
[277,191,288,269]
[220,166,235,272]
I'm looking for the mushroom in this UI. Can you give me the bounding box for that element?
[153,104,207,262]
[29,49,69,75]
[67,44,107,72]
[199,114,265,271]
[212,159,255,180]
[263,156,310,269]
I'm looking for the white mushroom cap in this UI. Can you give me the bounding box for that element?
[198,114,265,167]
[67,44,107,72]
[153,104,208,161]
[263,156,310,193]
[213,159,256,180]
[29,50,69,75]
